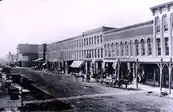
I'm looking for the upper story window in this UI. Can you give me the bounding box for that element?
[125,41,128,56]
[165,37,169,56]
[94,36,97,44]
[130,40,133,56]
[111,43,114,57]
[163,15,168,32]
[89,37,91,45]
[116,43,119,56]
[108,44,111,57]
[100,35,103,43]
[135,40,139,56]
[97,36,99,44]
[86,38,88,46]
[141,39,145,56]
[104,44,107,57]
[147,38,152,56]
[156,38,161,56]
[101,48,103,58]
[92,37,94,45]
[155,17,160,33]
[120,42,124,56]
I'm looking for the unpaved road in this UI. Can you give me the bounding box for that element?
[13,68,173,112]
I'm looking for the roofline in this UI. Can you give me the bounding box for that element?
[150,1,173,11]
[83,26,116,36]
[104,20,153,35]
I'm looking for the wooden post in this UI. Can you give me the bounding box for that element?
[153,68,156,86]
[159,58,163,92]
[169,58,172,94]
[136,59,139,89]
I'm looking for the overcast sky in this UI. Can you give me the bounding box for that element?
[0,0,171,58]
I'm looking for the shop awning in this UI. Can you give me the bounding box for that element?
[34,58,44,62]
[70,61,84,68]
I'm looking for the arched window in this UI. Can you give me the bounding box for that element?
[135,40,139,56]
[111,43,114,57]
[130,40,133,56]
[141,39,145,56]
[120,42,124,56]
[104,44,107,57]
[125,41,128,56]
[147,38,152,56]
[156,38,161,56]
[165,37,169,55]
[108,44,111,57]
[163,15,168,31]
[155,17,160,33]
[116,42,119,56]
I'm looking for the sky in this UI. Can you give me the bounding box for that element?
[0,0,171,58]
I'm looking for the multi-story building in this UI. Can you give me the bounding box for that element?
[103,1,173,93]
[38,43,47,61]
[42,0,173,93]
[17,43,38,67]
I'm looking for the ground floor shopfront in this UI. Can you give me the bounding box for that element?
[104,57,173,94]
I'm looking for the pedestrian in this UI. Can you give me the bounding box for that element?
[86,72,91,82]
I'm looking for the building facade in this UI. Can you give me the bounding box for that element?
[31,1,173,93]
[17,44,38,67]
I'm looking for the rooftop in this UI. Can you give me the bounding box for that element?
[104,20,153,35]
[150,1,173,11]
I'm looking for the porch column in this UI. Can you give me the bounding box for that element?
[169,58,172,94]
[159,65,163,92]
[85,62,88,74]
[96,62,98,74]
[159,58,163,92]
[90,61,93,75]
[135,60,139,89]
[117,62,120,80]
[133,63,135,78]
[153,68,156,86]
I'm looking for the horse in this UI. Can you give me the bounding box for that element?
[71,72,85,82]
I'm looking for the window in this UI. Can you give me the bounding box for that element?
[108,44,111,57]
[125,42,128,56]
[94,36,97,44]
[98,49,100,58]
[135,40,139,56]
[92,37,94,44]
[155,17,160,33]
[165,37,169,55]
[156,38,161,56]
[95,49,97,58]
[116,43,119,56]
[141,39,145,56]
[147,38,152,56]
[111,43,114,57]
[84,50,86,58]
[101,48,103,58]
[163,15,168,31]
[97,35,99,44]
[92,49,94,58]
[100,35,103,43]
[130,41,133,56]
[104,44,107,57]
[89,37,91,45]
[120,42,124,56]
[86,38,88,46]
